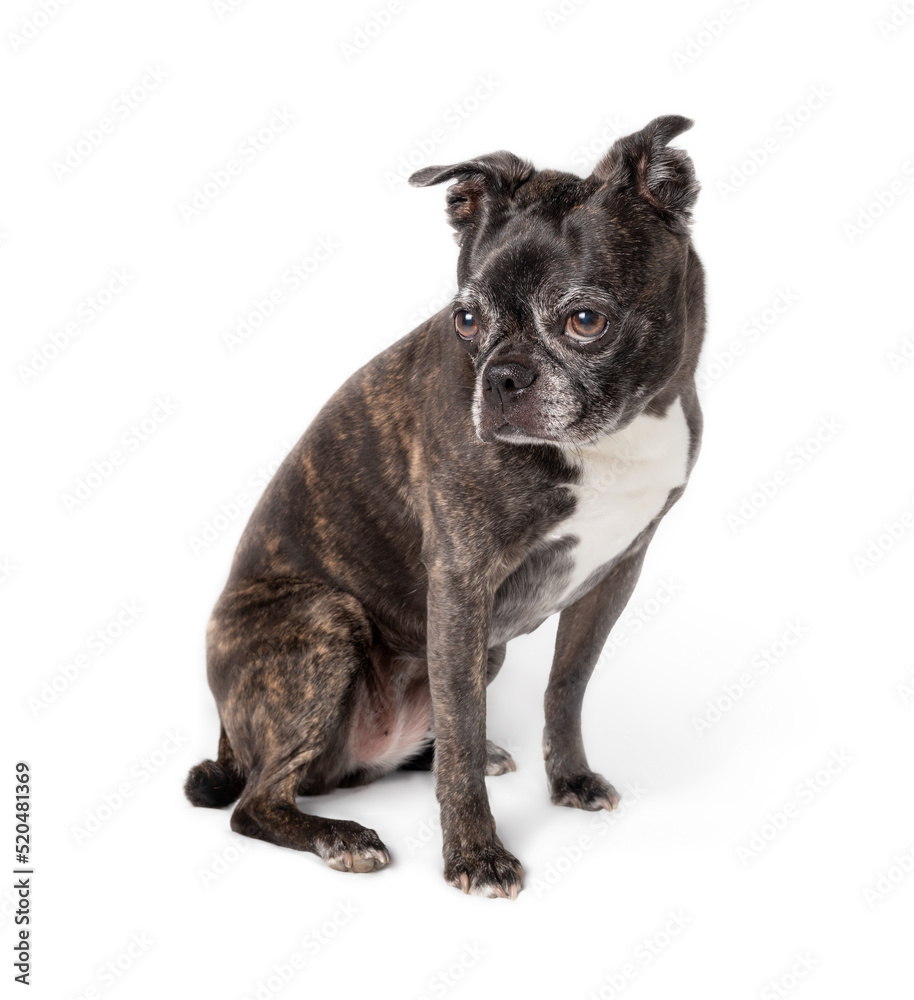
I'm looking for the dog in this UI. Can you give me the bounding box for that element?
[185,115,705,899]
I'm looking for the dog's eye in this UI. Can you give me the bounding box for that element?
[565,310,608,341]
[455,311,478,340]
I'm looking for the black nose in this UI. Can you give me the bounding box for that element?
[485,362,537,405]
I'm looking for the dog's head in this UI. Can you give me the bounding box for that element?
[409,116,700,445]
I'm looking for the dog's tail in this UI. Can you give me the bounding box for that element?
[184,726,246,808]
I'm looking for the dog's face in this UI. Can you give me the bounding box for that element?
[410,116,700,445]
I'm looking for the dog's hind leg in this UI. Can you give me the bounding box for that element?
[231,774,390,873]
[209,578,390,873]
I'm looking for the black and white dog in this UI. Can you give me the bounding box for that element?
[186,115,705,898]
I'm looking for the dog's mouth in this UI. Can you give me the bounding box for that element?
[477,414,573,446]
[475,386,576,444]
[473,364,592,445]
[479,409,626,448]
[488,421,557,445]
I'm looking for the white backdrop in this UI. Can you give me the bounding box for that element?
[4,0,914,997]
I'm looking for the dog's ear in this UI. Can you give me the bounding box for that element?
[592,115,699,232]
[409,152,534,244]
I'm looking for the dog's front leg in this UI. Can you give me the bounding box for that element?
[544,539,653,812]
[426,564,523,899]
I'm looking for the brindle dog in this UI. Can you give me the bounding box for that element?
[186,115,705,899]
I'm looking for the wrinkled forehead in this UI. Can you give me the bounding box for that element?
[458,207,619,321]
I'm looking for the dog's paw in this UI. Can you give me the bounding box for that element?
[550,770,620,812]
[485,740,517,776]
[316,820,391,873]
[444,842,523,899]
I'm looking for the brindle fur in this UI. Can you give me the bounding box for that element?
[186,116,706,898]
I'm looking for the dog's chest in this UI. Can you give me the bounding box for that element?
[492,399,691,641]
[548,399,690,607]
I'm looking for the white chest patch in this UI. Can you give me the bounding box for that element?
[547,398,691,609]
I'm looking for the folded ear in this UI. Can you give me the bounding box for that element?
[592,115,699,232]
[409,151,534,244]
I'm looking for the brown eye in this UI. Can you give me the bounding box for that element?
[565,310,608,341]
[455,310,478,339]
